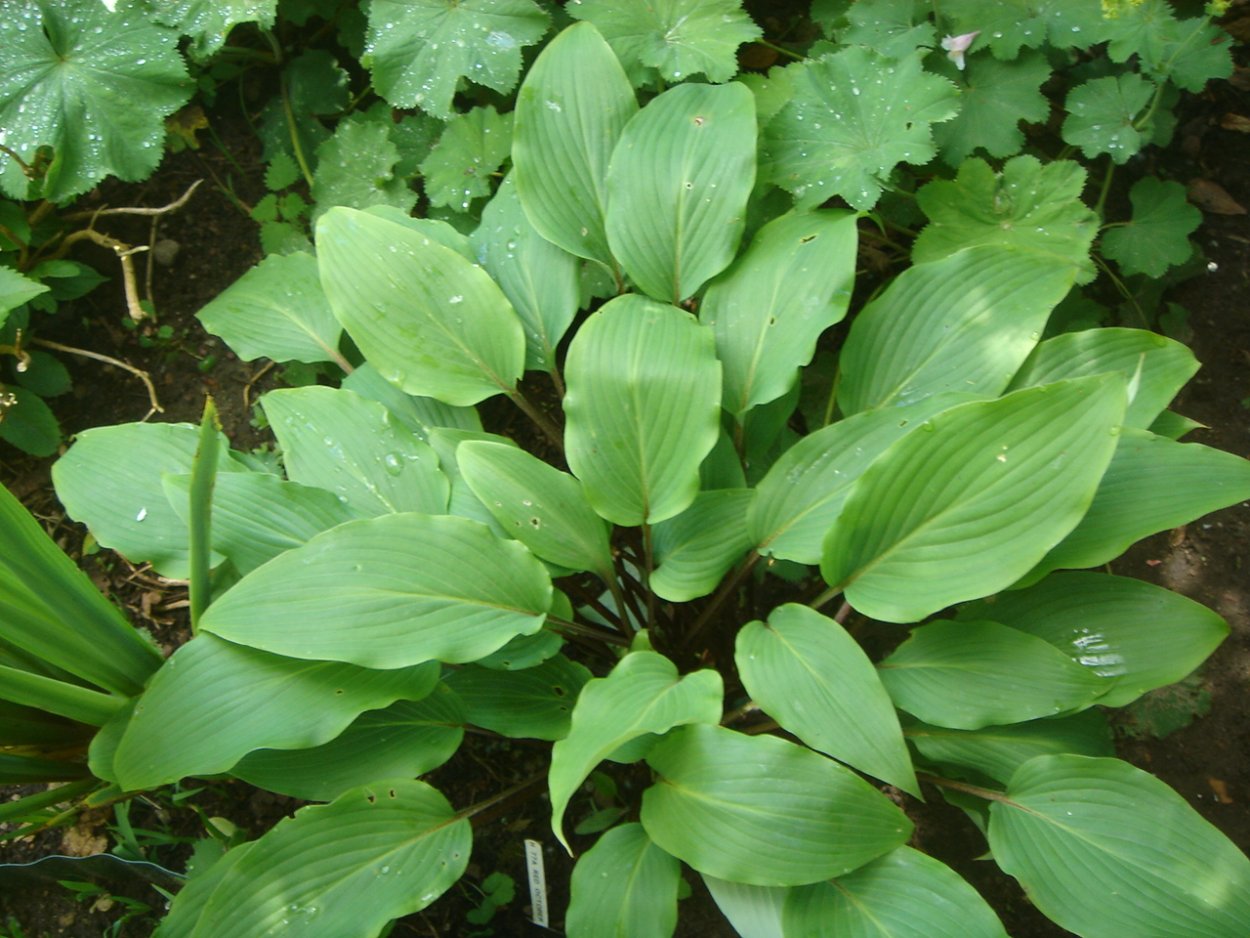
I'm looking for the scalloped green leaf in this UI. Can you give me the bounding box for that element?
[762,48,959,211]
[568,0,761,86]
[0,267,50,318]
[842,0,936,59]
[641,724,912,886]
[989,755,1250,937]
[605,81,757,303]
[154,0,277,59]
[364,0,549,119]
[444,654,591,740]
[311,113,416,220]
[1104,0,1233,92]
[566,824,681,938]
[933,52,1051,164]
[419,105,512,210]
[942,0,1109,59]
[1061,74,1155,165]
[1102,177,1202,278]
[0,0,192,202]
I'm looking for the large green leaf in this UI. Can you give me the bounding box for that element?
[549,650,722,852]
[837,246,1077,415]
[700,211,856,417]
[989,755,1250,937]
[200,513,552,669]
[566,824,681,938]
[1007,326,1197,429]
[317,206,525,405]
[932,52,1051,165]
[958,572,1229,708]
[112,633,438,791]
[158,779,471,937]
[762,48,959,211]
[154,0,277,59]
[1062,74,1155,164]
[641,724,912,886]
[458,440,613,578]
[341,363,482,440]
[512,21,637,266]
[1024,429,1250,583]
[471,173,579,372]
[0,0,191,202]
[701,876,787,938]
[879,620,1108,730]
[0,483,160,697]
[231,687,466,801]
[605,81,756,303]
[364,0,549,119]
[443,654,591,741]
[942,0,1109,58]
[822,377,1127,622]
[1101,176,1203,277]
[262,386,448,517]
[310,112,416,220]
[737,604,917,795]
[783,846,1007,937]
[564,296,721,525]
[651,490,754,602]
[419,105,513,210]
[52,423,243,578]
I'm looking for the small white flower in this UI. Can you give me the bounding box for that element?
[98,0,117,10]
[941,31,980,70]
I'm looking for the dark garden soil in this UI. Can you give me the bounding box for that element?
[2,42,1250,938]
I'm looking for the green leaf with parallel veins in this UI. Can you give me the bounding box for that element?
[904,710,1113,785]
[201,513,552,669]
[837,246,1077,415]
[651,490,755,602]
[471,173,579,372]
[913,157,1097,282]
[822,377,1127,622]
[879,620,1108,730]
[606,81,756,303]
[512,21,637,267]
[196,252,343,365]
[783,846,1008,938]
[311,113,416,220]
[566,824,681,938]
[932,52,1051,165]
[444,654,591,740]
[232,687,466,801]
[568,0,761,86]
[762,48,959,211]
[317,206,525,405]
[958,572,1229,708]
[641,724,912,886]
[364,0,549,119]
[737,604,918,795]
[262,387,448,517]
[700,210,856,417]
[564,296,721,525]
[161,779,471,937]
[1061,74,1154,165]
[113,633,438,790]
[1102,177,1202,278]
[942,0,1109,59]
[342,363,482,441]
[0,0,191,202]
[154,0,277,58]
[989,755,1250,938]
[419,106,513,210]
[702,876,787,938]
[549,651,723,852]
[1007,327,1197,429]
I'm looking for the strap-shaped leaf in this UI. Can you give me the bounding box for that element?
[566,824,681,938]
[783,846,1008,938]
[837,246,1077,415]
[958,572,1229,708]
[200,513,552,669]
[564,296,721,525]
[651,490,754,602]
[641,724,912,886]
[262,387,449,517]
[112,633,439,791]
[458,440,613,578]
[159,779,471,937]
[701,211,857,417]
[231,687,466,802]
[444,655,591,741]
[879,620,1108,730]
[512,21,637,266]
[605,81,756,303]
[822,376,1127,622]
[737,604,918,795]
[549,650,723,852]
[317,206,525,406]
[989,755,1250,938]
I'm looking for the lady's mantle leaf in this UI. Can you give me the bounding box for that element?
[941,0,1109,59]
[364,0,550,119]
[762,48,959,211]
[1061,74,1155,165]
[568,0,762,86]
[153,0,278,59]
[311,113,415,221]
[420,106,513,210]
[1101,177,1201,278]
[0,0,192,202]
[932,52,1051,165]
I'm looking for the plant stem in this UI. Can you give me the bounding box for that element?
[506,386,564,451]
[917,771,1010,804]
[757,38,805,61]
[545,615,630,647]
[460,772,547,828]
[680,551,759,651]
[641,522,657,630]
[808,583,843,612]
[722,699,759,725]
[1093,158,1116,219]
[33,338,162,418]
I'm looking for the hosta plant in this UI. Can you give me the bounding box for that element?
[19,9,1250,938]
